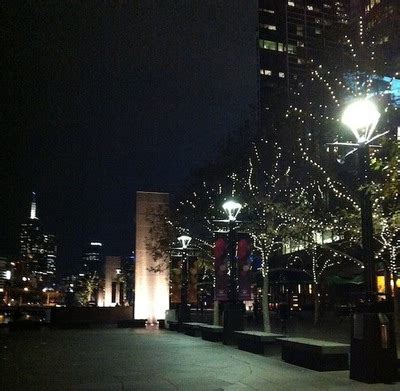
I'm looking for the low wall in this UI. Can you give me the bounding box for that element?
[50,306,133,325]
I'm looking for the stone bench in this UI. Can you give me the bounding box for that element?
[277,337,350,371]
[235,331,285,354]
[167,320,179,332]
[182,322,208,337]
[200,324,223,342]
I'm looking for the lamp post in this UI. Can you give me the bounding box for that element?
[341,99,381,303]
[340,99,397,383]
[222,201,242,304]
[177,235,192,324]
[221,200,244,344]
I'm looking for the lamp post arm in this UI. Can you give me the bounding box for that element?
[365,130,389,146]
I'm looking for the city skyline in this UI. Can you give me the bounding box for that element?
[1,1,259,274]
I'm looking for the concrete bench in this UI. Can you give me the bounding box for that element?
[200,324,223,342]
[167,320,179,332]
[182,322,208,337]
[277,337,350,371]
[235,331,285,354]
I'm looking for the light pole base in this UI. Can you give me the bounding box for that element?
[223,303,244,345]
[178,304,191,326]
[350,304,397,383]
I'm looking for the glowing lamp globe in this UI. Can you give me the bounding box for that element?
[223,200,242,222]
[341,99,380,143]
[178,235,192,249]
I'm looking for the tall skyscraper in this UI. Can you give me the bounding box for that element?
[82,242,104,276]
[258,0,350,120]
[20,193,57,288]
[355,0,399,74]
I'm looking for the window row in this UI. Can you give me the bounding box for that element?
[259,8,275,14]
[287,2,334,12]
[259,23,277,31]
[260,69,286,78]
[259,39,297,54]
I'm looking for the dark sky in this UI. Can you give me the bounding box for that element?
[1,1,258,275]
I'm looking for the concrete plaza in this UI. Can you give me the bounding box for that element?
[1,326,398,390]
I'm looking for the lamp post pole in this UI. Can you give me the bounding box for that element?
[228,219,237,305]
[357,142,376,303]
[177,235,191,325]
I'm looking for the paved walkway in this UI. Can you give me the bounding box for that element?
[0,327,398,390]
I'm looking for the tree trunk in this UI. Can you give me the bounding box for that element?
[313,283,320,325]
[262,273,271,332]
[213,300,219,325]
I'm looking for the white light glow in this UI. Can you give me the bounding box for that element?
[5,270,11,280]
[223,200,242,221]
[90,242,103,246]
[178,235,192,249]
[341,99,380,143]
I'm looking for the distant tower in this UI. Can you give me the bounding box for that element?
[20,193,57,288]
[30,192,38,220]
[82,242,104,276]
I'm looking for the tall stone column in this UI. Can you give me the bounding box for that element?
[134,191,170,324]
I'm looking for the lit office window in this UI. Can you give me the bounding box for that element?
[288,1,295,7]
[279,72,285,78]
[260,24,277,31]
[260,69,272,76]
[287,44,296,54]
[260,9,275,14]
[307,5,313,11]
[259,39,277,51]
[278,42,285,52]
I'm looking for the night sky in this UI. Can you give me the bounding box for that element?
[1,1,258,275]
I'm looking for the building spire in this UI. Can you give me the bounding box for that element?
[30,192,38,220]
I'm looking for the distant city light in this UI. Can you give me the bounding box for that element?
[90,242,102,246]
[5,270,11,280]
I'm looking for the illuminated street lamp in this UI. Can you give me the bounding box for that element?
[177,234,192,324]
[221,200,244,344]
[223,200,242,222]
[339,98,397,383]
[222,201,242,304]
[342,99,380,144]
[341,99,381,303]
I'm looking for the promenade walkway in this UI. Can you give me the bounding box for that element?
[1,326,398,390]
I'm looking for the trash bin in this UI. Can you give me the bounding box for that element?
[350,304,398,383]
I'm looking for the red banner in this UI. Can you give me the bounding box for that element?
[237,236,252,301]
[187,257,198,304]
[214,236,228,301]
[170,256,181,303]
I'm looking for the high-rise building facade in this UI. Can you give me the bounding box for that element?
[82,242,104,276]
[258,0,350,121]
[357,0,399,74]
[19,193,57,288]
